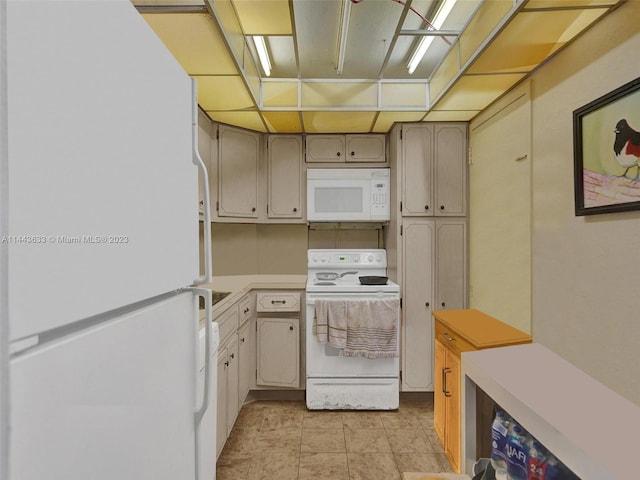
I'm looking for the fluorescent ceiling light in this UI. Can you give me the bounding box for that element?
[253,35,271,77]
[407,0,457,75]
[336,0,352,75]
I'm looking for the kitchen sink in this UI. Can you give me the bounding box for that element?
[199,291,231,309]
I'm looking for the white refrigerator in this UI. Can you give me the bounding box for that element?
[1,1,215,479]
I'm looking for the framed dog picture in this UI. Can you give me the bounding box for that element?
[573,76,640,216]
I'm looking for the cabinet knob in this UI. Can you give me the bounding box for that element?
[425,205,429,210]
[251,207,256,212]
[293,207,297,212]
[440,205,445,210]
[224,361,229,367]
[230,353,235,359]
[241,337,245,343]
[289,325,294,331]
[441,302,446,307]
[336,152,341,157]
[425,302,430,307]
[350,151,355,156]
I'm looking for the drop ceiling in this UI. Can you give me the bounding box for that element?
[134,0,623,133]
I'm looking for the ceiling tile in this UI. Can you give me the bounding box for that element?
[206,111,267,132]
[301,112,376,133]
[458,0,513,67]
[232,0,292,35]
[373,111,426,132]
[195,76,255,110]
[141,13,237,74]
[262,112,302,133]
[467,8,609,74]
[434,73,526,111]
[263,81,299,107]
[301,82,378,108]
[381,83,428,108]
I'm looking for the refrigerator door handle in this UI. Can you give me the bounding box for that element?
[191,78,212,286]
[192,287,212,424]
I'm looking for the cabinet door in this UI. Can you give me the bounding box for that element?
[268,135,303,219]
[218,125,259,218]
[436,220,467,310]
[237,321,253,406]
[305,135,345,162]
[401,220,435,391]
[445,348,461,473]
[256,318,299,387]
[433,339,446,446]
[216,348,227,459]
[345,134,386,162]
[402,124,433,215]
[434,123,467,216]
[225,335,239,436]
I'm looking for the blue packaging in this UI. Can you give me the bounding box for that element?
[505,424,529,480]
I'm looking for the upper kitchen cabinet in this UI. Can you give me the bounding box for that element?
[217,124,260,219]
[267,135,304,220]
[398,123,467,216]
[306,134,386,164]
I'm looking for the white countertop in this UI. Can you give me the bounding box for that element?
[462,343,640,479]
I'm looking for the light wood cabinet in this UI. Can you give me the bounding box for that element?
[400,218,466,392]
[214,292,254,459]
[401,220,434,391]
[345,134,386,162]
[432,309,532,473]
[267,135,303,219]
[237,292,255,410]
[256,317,300,387]
[217,124,260,218]
[399,123,467,216]
[255,291,301,388]
[305,134,345,162]
[305,134,386,163]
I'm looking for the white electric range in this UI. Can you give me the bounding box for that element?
[305,249,400,410]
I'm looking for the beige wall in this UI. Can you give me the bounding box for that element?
[471,2,640,405]
[469,82,532,334]
[204,224,381,275]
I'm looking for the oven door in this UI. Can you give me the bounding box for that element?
[305,293,399,378]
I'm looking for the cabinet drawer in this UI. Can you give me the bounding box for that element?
[217,305,239,345]
[435,319,476,357]
[238,295,253,326]
[256,292,301,312]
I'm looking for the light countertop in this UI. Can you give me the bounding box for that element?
[198,274,307,323]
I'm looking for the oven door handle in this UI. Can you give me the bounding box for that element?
[306,294,399,306]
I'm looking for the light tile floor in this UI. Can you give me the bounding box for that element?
[216,398,453,480]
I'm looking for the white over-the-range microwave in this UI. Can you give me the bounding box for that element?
[306,168,390,222]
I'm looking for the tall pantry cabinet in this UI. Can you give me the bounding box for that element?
[386,123,468,392]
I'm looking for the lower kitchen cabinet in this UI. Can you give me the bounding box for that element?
[400,218,467,392]
[237,320,253,405]
[256,317,299,387]
[214,292,255,459]
[432,309,532,473]
[216,332,238,459]
[434,336,461,472]
[255,291,301,388]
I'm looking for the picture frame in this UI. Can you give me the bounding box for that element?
[573,76,640,216]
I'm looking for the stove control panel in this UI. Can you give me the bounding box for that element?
[308,249,386,268]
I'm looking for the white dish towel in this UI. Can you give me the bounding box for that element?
[314,298,399,359]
